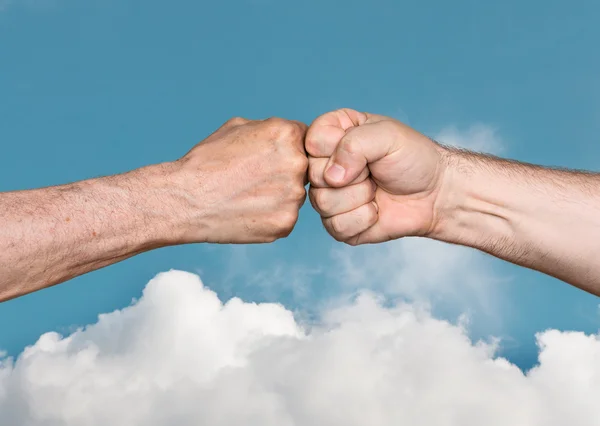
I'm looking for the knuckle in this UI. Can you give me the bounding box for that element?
[226,116,248,127]
[329,215,345,237]
[308,187,319,211]
[340,136,359,155]
[308,163,324,186]
[352,167,371,185]
[304,135,320,156]
[366,203,378,225]
[265,117,286,126]
[363,179,376,201]
[282,120,305,140]
[282,122,303,140]
[264,117,294,138]
[291,184,307,201]
[262,118,283,138]
[313,188,331,213]
[289,153,309,173]
[324,218,344,242]
[275,209,298,235]
[345,237,360,247]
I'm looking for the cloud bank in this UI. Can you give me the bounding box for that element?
[1,270,599,426]
[2,123,595,425]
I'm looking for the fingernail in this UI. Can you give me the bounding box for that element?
[326,164,345,183]
[372,201,379,213]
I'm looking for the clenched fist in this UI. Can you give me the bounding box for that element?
[306,108,445,245]
[170,117,308,244]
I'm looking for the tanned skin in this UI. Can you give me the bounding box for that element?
[0,117,308,302]
[306,109,600,296]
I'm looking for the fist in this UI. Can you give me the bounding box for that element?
[172,117,308,244]
[306,108,446,245]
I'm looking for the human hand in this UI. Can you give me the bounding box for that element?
[305,108,446,245]
[169,117,308,244]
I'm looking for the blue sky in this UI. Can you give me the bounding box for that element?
[1,0,599,377]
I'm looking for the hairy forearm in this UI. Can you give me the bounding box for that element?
[0,163,183,301]
[433,148,600,295]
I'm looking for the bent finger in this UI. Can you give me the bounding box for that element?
[309,179,376,218]
[322,202,379,242]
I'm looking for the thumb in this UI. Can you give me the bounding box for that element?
[324,122,395,187]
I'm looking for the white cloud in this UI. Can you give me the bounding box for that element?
[435,124,504,154]
[0,270,599,426]
[224,245,322,303]
[329,238,506,320]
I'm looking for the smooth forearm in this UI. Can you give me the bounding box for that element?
[432,148,600,295]
[0,163,184,301]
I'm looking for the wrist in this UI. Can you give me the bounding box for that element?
[107,161,204,248]
[428,147,514,247]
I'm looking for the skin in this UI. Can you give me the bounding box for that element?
[2,108,599,303]
[0,117,308,302]
[306,108,600,297]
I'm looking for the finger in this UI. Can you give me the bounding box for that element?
[309,179,376,218]
[291,120,309,155]
[305,109,392,158]
[348,220,387,245]
[322,202,379,242]
[308,156,369,188]
[324,120,399,187]
[304,109,370,158]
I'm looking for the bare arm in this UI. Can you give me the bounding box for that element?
[305,108,600,297]
[0,117,308,302]
[433,149,600,295]
[0,164,181,301]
